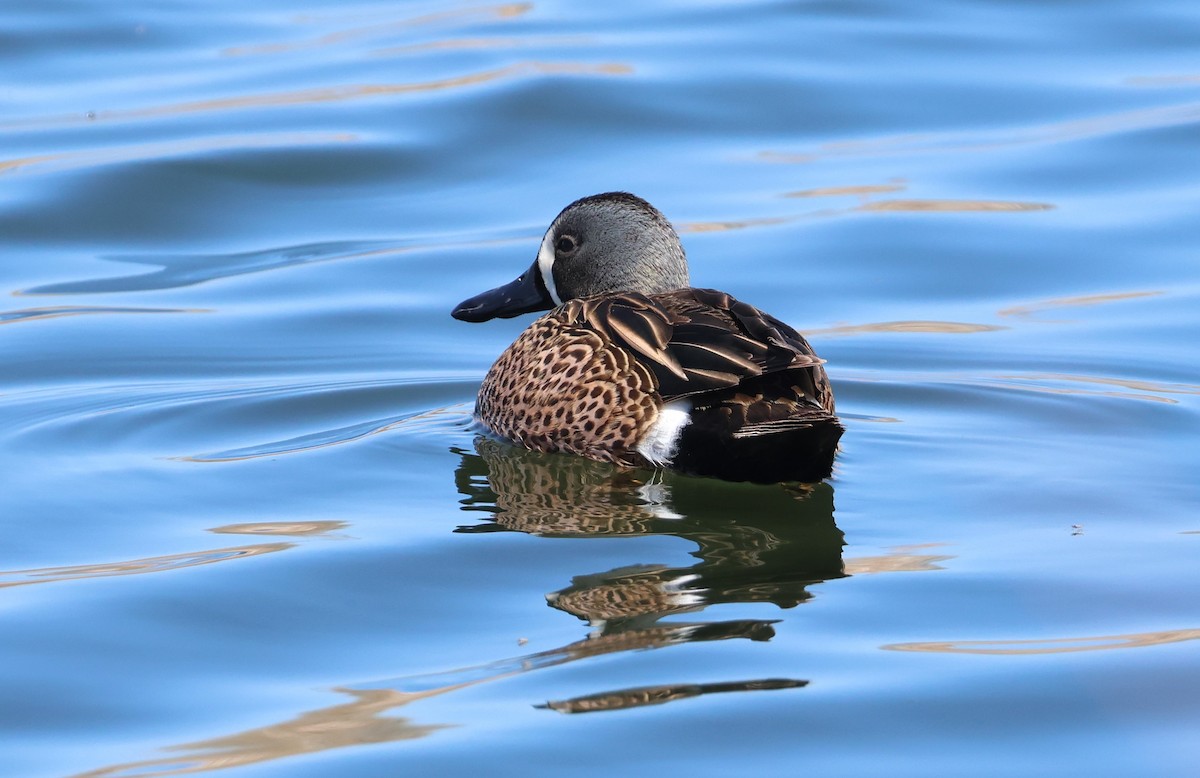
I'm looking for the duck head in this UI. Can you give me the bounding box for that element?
[451,192,690,323]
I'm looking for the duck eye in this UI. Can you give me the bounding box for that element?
[555,235,577,254]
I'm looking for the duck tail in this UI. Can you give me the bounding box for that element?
[671,410,843,484]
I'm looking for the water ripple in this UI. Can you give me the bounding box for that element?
[4,378,475,457]
[0,305,203,325]
[18,237,524,295]
[858,199,1052,213]
[19,241,402,295]
[759,98,1200,162]
[181,405,470,462]
[0,131,358,180]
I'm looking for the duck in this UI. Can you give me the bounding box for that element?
[451,192,842,484]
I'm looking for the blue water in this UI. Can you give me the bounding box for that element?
[4,1,1199,776]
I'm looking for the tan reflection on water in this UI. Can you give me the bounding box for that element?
[0,151,62,175]
[785,180,1053,216]
[209,521,349,536]
[72,688,454,778]
[844,543,955,575]
[0,305,205,325]
[111,61,631,120]
[223,2,532,57]
[806,320,1005,337]
[677,216,792,234]
[373,34,590,57]
[998,290,1163,320]
[985,373,1199,404]
[0,544,290,589]
[885,628,1200,655]
[858,199,1052,213]
[9,62,630,130]
[1003,373,1200,396]
[785,184,906,198]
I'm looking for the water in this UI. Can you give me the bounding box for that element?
[3,1,1199,776]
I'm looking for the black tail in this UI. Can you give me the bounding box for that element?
[671,410,843,484]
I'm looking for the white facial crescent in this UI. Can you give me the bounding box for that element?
[536,229,563,306]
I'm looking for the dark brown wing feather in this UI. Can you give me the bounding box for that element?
[566,288,835,416]
[584,296,686,380]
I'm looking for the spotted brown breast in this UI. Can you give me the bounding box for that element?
[475,306,660,464]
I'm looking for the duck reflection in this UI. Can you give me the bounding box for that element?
[457,435,845,611]
[454,435,845,709]
[538,678,809,715]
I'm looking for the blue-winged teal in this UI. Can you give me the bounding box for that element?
[452,192,842,483]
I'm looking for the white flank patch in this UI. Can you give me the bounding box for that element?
[536,230,562,305]
[636,399,691,466]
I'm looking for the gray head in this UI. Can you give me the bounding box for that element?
[452,192,690,322]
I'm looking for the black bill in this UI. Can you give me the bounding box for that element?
[451,260,554,323]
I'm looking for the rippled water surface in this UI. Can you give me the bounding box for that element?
[4,1,1200,776]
